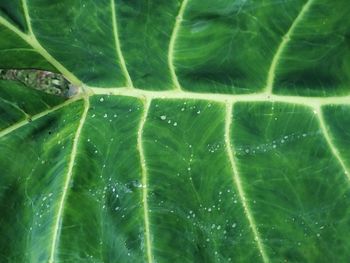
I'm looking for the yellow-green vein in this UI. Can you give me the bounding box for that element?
[48,97,90,263]
[110,0,133,88]
[168,0,189,91]
[137,98,153,263]
[0,2,83,86]
[315,106,350,182]
[265,0,315,94]
[0,97,81,139]
[225,102,269,263]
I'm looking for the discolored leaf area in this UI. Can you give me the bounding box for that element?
[0,1,350,262]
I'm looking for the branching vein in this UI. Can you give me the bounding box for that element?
[0,2,82,86]
[168,0,189,91]
[49,97,89,263]
[225,102,269,263]
[21,0,34,35]
[0,97,81,139]
[137,98,153,263]
[110,0,133,88]
[265,0,314,94]
[315,106,350,182]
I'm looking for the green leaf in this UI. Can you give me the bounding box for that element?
[0,1,350,262]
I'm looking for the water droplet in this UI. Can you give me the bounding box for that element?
[160,115,166,120]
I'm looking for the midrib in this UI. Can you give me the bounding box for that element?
[88,87,350,107]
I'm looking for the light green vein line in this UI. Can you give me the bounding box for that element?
[265,0,315,94]
[316,106,350,182]
[137,98,153,263]
[0,97,81,139]
[225,102,269,263]
[168,0,189,91]
[0,16,30,41]
[0,97,29,117]
[0,48,37,53]
[49,97,90,263]
[0,1,83,87]
[21,0,34,35]
[110,0,133,88]
[88,86,350,106]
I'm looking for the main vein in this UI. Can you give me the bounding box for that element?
[315,106,350,182]
[225,103,269,263]
[137,98,154,263]
[49,97,89,263]
[110,0,133,88]
[265,0,314,94]
[168,0,189,91]
[0,2,82,86]
[89,87,350,107]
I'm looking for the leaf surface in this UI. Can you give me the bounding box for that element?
[0,1,350,262]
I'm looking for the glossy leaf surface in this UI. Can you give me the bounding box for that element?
[0,1,350,262]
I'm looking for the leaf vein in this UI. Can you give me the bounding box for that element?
[88,87,350,106]
[225,102,269,263]
[0,1,83,86]
[316,106,350,182]
[110,0,133,88]
[49,97,90,263]
[168,0,189,91]
[137,98,153,263]
[265,0,315,93]
[0,97,81,139]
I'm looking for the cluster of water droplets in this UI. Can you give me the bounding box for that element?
[235,130,322,156]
